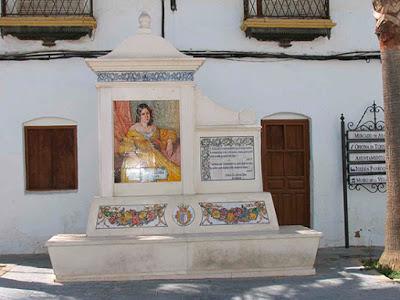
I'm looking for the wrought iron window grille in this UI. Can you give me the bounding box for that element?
[0,0,95,46]
[1,0,93,16]
[242,0,334,47]
[244,0,329,19]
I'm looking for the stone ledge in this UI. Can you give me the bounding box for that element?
[48,226,321,247]
[47,226,321,282]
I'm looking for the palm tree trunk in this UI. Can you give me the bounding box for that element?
[373,0,400,271]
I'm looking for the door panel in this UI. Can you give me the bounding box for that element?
[268,179,285,189]
[285,152,304,176]
[288,179,305,189]
[266,125,284,149]
[286,125,304,149]
[261,119,310,227]
[266,152,284,175]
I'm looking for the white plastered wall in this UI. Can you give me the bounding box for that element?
[0,59,98,254]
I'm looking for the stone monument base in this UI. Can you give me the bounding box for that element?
[47,226,321,282]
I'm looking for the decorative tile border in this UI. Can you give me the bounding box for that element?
[199,201,269,226]
[97,71,194,82]
[96,204,167,229]
[173,204,195,226]
[200,136,255,181]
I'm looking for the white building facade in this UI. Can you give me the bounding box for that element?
[0,0,385,254]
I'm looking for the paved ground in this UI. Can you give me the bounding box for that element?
[0,247,399,299]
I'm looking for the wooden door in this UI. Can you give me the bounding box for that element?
[261,119,310,227]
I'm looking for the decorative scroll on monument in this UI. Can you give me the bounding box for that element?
[200,136,255,181]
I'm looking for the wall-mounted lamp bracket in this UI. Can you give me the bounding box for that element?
[171,0,177,11]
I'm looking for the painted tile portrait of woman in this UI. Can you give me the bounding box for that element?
[114,100,181,183]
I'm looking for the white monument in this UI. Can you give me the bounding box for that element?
[47,13,321,281]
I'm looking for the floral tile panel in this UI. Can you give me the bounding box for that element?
[96,204,167,229]
[199,201,269,226]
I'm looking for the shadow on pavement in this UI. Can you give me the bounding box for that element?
[0,247,399,300]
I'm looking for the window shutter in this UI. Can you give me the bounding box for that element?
[52,127,77,189]
[25,126,77,190]
[25,127,53,190]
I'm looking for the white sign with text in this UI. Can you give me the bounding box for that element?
[348,131,385,140]
[200,136,255,181]
[349,175,387,185]
[348,163,386,174]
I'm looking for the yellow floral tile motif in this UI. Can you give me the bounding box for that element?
[96,204,167,229]
[199,201,269,226]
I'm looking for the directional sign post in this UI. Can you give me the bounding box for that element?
[340,102,386,248]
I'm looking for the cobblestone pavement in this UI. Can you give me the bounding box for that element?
[0,247,399,299]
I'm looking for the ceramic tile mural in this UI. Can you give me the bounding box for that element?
[199,201,269,226]
[114,100,181,183]
[173,204,195,226]
[96,204,167,229]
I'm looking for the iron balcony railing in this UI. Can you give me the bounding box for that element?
[1,0,93,17]
[244,0,330,19]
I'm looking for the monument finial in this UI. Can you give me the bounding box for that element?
[138,11,151,34]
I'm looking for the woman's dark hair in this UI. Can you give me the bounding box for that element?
[136,103,153,125]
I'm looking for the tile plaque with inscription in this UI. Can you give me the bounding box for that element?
[200,136,255,181]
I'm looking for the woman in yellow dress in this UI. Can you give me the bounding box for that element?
[118,103,181,183]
